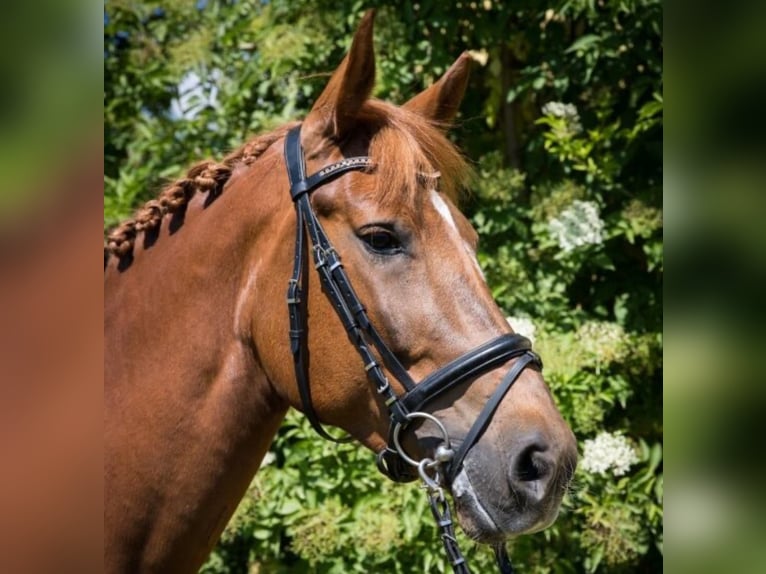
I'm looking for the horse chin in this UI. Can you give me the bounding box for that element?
[450,466,559,544]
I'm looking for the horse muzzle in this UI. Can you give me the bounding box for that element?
[450,432,577,543]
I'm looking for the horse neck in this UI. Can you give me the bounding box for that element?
[104,148,290,421]
[104,148,292,572]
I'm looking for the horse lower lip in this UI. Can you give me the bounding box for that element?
[451,465,559,541]
[451,469,506,541]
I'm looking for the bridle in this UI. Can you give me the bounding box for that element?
[284,124,541,574]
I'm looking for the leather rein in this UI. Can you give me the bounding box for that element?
[283,124,541,573]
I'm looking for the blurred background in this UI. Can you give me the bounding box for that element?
[0,0,101,572]
[665,1,766,573]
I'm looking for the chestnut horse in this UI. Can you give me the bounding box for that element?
[105,11,576,574]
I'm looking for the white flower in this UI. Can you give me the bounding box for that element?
[541,101,577,119]
[580,432,638,477]
[541,101,583,134]
[260,451,276,468]
[506,316,536,344]
[577,321,627,363]
[548,200,605,252]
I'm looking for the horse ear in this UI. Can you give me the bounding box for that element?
[403,52,472,125]
[303,10,376,148]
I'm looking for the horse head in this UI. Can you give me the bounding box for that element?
[246,11,578,544]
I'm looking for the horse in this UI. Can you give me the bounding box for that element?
[104,11,577,574]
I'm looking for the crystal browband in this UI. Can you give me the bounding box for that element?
[316,156,374,178]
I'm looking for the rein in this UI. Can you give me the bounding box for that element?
[284,125,541,574]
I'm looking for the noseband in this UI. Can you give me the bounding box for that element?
[284,125,540,573]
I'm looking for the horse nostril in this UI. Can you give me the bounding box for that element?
[517,450,548,481]
[510,439,553,502]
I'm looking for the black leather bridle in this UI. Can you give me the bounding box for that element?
[284,124,541,573]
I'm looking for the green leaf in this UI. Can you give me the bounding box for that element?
[252,528,273,540]
[565,34,602,54]
[276,498,302,516]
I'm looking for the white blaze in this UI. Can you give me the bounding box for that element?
[430,189,459,232]
[430,190,486,280]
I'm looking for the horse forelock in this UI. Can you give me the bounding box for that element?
[359,99,472,208]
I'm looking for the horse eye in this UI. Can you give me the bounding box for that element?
[359,227,403,255]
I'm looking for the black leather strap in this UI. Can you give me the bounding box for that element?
[446,351,540,483]
[495,545,515,574]
[284,125,413,442]
[400,333,533,414]
[300,197,412,423]
[286,124,373,200]
[376,446,418,482]
[285,131,351,443]
[300,202,416,392]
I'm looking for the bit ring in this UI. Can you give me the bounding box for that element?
[391,411,452,467]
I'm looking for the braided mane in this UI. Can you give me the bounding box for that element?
[104,123,296,266]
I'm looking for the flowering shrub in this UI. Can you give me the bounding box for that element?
[541,101,583,136]
[548,199,605,252]
[580,432,639,477]
[506,316,537,343]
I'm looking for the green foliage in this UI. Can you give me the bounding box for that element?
[105,1,662,572]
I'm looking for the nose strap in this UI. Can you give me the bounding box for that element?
[400,333,533,414]
[446,350,540,484]
[379,333,539,483]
